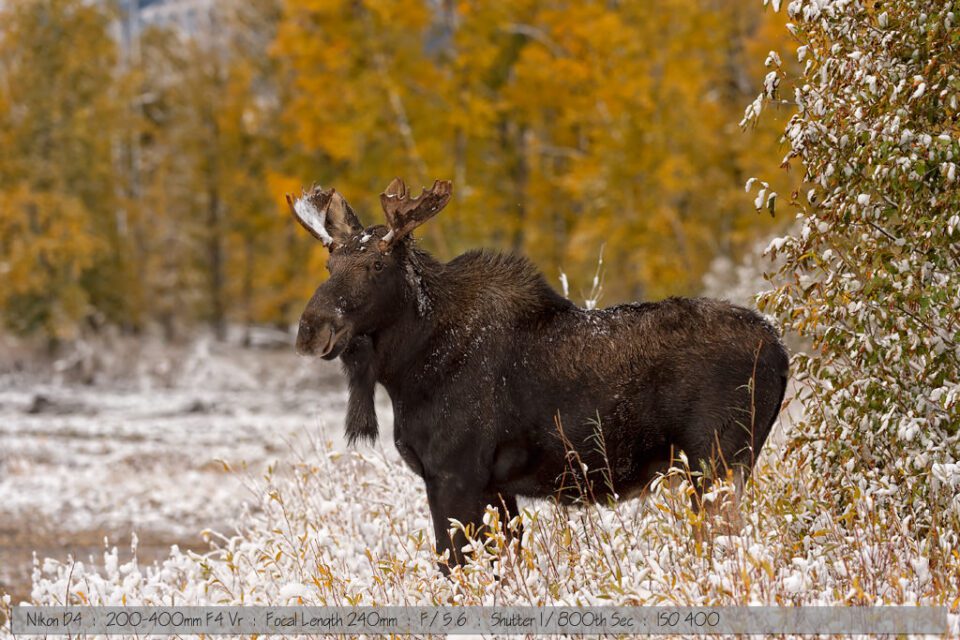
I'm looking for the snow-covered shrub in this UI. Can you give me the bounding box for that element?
[7,433,958,639]
[744,1,960,533]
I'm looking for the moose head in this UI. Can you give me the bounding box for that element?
[286,178,452,361]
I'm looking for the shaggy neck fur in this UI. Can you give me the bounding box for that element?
[340,239,572,444]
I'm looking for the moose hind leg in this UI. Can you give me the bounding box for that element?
[700,466,745,536]
[496,493,523,549]
[696,437,751,538]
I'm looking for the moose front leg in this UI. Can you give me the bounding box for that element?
[424,473,518,572]
[425,473,487,571]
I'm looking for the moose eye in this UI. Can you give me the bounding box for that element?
[373,260,384,272]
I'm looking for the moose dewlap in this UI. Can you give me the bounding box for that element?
[288,178,789,569]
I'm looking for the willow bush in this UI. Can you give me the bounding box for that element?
[745,0,960,535]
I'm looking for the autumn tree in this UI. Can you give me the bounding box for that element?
[135,0,290,339]
[0,0,798,342]
[0,0,131,342]
[272,0,795,303]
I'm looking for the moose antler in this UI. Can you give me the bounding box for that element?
[378,178,452,251]
[286,186,362,250]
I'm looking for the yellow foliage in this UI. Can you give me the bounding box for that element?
[273,0,796,302]
[0,0,797,336]
[0,187,102,338]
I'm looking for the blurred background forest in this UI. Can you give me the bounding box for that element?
[0,0,795,344]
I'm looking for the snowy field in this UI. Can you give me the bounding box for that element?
[1,332,957,639]
[0,333,392,603]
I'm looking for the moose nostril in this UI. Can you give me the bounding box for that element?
[299,316,320,337]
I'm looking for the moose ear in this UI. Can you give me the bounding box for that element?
[286,187,363,250]
[378,178,452,251]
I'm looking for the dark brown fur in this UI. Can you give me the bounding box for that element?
[293,187,789,570]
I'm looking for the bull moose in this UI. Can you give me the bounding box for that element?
[288,178,789,569]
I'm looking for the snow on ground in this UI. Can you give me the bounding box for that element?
[0,296,806,614]
[3,322,955,638]
[0,333,392,603]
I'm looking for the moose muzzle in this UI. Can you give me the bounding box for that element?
[296,320,350,359]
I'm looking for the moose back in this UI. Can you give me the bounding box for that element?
[288,178,789,568]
